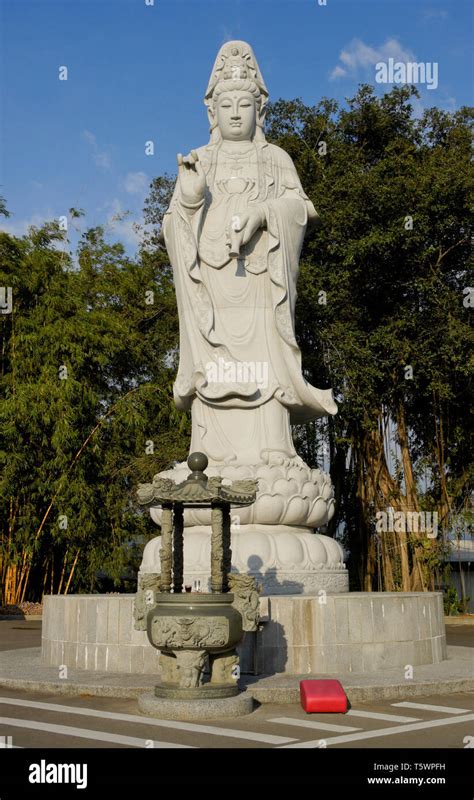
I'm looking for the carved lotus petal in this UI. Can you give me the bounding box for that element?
[327,498,335,523]
[232,504,252,525]
[305,534,329,564]
[254,493,285,524]
[320,535,344,565]
[236,531,273,570]
[302,481,317,499]
[271,454,286,466]
[274,477,298,496]
[284,495,309,525]
[222,465,253,479]
[307,497,329,527]
[269,465,286,481]
[287,465,305,481]
[255,464,274,480]
[321,481,333,500]
[149,457,336,528]
[275,533,305,566]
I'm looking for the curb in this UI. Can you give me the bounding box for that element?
[0,676,472,705]
[0,643,472,706]
[0,616,43,621]
[0,678,152,699]
[248,677,474,705]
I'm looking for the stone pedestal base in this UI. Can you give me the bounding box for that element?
[140,525,348,596]
[138,690,254,720]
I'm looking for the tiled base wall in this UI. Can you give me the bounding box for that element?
[255,592,446,674]
[41,591,446,676]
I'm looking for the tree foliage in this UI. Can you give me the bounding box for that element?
[0,217,185,602]
[1,86,472,600]
[266,86,473,590]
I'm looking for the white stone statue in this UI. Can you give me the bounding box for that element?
[140,41,347,594]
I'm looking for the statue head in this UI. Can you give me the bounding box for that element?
[204,41,269,143]
[214,89,258,142]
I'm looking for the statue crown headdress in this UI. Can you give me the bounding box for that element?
[204,40,269,105]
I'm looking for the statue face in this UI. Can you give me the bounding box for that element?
[215,91,257,141]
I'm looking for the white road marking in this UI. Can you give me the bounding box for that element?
[0,697,296,746]
[280,712,474,748]
[268,717,361,733]
[0,717,192,748]
[392,701,473,715]
[347,709,421,723]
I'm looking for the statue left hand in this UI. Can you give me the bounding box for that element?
[229,207,266,252]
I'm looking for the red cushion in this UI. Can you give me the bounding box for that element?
[300,679,348,713]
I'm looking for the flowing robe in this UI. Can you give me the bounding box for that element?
[163,138,337,466]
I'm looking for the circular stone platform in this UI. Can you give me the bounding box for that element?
[138,689,254,719]
[41,591,446,676]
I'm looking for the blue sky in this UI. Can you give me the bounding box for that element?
[1,0,472,252]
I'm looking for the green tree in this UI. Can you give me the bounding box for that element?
[266,86,473,591]
[0,214,183,603]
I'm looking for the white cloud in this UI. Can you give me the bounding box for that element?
[0,210,55,237]
[330,65,347,80]
[82,129,112,171]
[104,198,142,249]
[123,171,149,195]
[0,200,144,254]
[410,95,426,119]
[422,8,449,21]
[330,37,416,81]
[0,209,72,253]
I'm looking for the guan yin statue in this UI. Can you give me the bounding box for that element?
[140,41,347,594]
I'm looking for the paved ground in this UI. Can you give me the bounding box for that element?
[0,619,472,749]
[0,685,472,749]
[0,619,42,651]
[444,624,474,648]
